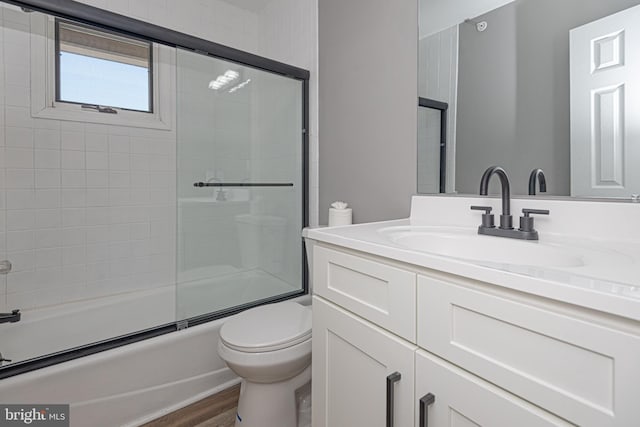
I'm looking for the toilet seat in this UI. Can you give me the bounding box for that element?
[220,301,312,353]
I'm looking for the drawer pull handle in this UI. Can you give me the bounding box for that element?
[419,393,436,427]
[386,371,401,427]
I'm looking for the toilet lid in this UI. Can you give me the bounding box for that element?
[220,301,312,353]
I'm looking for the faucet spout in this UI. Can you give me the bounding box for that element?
[528,168,547,195]
[479,166,512,229]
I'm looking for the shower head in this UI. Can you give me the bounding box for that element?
[464,18,488,32]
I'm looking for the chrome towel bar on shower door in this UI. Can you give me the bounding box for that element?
[193,182,294,187]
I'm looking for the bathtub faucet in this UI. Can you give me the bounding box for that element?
[0,309,21,324]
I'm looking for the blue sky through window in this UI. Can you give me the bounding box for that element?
[59,52,150,112]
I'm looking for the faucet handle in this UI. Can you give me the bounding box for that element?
[470,206,495,228]
[519,208,549,232]
[471,205,492,214]
[522,209,549,217]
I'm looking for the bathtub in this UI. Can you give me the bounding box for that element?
[0,269,309,426]
[0,315,238,427]
[0,286,176,365]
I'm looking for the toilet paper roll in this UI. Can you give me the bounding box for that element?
[328,208,352,227]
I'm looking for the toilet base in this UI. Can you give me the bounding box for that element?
[234,365,311,427]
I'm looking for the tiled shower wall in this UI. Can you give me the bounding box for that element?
[0,4,178,313]
[0,0,318,313]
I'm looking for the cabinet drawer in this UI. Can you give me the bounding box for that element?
[417,276,640,427]
[313,245,416,341]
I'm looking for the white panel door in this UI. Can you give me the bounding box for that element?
[570,4,640,198]
[312,296,416,427]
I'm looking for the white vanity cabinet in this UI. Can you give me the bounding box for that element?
[311,243,640,427]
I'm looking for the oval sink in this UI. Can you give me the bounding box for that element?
[382,227,584,268]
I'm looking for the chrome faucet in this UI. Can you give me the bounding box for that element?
[528,169,547,195]
[472,166,549,240]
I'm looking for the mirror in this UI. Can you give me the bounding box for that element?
[418,0,640,199]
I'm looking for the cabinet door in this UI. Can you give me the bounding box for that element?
[415,350,572,427]
[313,296,417,427]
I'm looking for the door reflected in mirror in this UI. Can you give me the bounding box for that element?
[418,0,640,199]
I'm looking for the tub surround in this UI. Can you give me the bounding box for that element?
[306,195,640,426]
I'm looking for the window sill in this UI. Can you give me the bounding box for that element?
[32,103,173,130]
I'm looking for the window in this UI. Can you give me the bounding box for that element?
[56,20,153,113]
[30,12,174,130]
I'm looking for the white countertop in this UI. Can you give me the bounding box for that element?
[305,196,640,321]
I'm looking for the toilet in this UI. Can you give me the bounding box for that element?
[218,301,312,427]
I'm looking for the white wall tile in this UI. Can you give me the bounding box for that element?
[61,189,86,208]
[109,153,130,171]
[35,228,61,249]
[108,134,130,153]
[4,84,29,107]
[35,169,61,189]
[63,246,86,266]
[35,189,60,209]
[63,227,86,246]
[35,249,62,269]
[35,149,60,169]
[62,170,86,188]
[86,152,108,170]
[61,131,85,151]
[6,190,35,210]
[7,230,34,251]
[6,169,34,189]
[6,148,33,169]
[6,210,35,231]
[62,150,86,169]
[61,208,86,228]
[34,129,61,150]
[85,133,108,152]
[6,126,33,149]
[36,209,61,229]
[86,171,108,188]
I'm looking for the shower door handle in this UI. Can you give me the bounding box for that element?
[193,182,294,187]
[386,371,401,427]
[0,260,11,275]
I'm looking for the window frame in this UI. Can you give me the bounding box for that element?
[30,13,175,130]
[54,18,154,114]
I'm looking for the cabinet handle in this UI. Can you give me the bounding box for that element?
[419,393,436,427]
[386,371,401,427]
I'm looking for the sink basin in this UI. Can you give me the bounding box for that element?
[379,226,584,268]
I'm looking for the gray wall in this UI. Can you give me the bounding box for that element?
[455,0,640,195]
[318,0,418,224]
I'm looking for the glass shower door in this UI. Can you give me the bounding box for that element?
[176,48,305,320]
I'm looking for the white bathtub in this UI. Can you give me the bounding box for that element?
[0,286,176,364]
[0,271,310,426]
[0,315,238,427]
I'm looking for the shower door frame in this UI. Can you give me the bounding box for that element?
[0,0,310,380]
